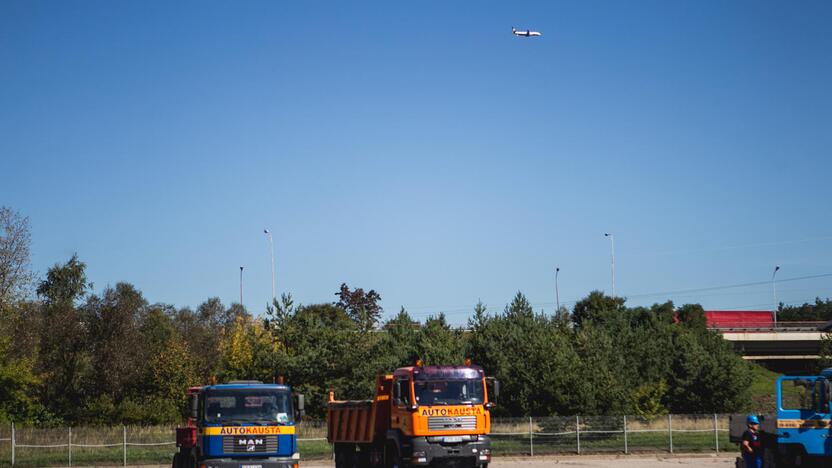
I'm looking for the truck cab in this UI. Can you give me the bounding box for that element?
[328,361,499,467]
[174,381,304,468]
[775,369,832,461]
[391,364,493,465]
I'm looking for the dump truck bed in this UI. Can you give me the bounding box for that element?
[328,399,377,444]
[327,375,393,444]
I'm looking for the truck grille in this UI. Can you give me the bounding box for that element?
[428,416,477,431]
[222,435,279,453]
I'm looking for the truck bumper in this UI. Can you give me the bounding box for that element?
[409,435,491,466]
[199,455,299,468]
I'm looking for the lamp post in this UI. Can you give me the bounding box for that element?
[772,265,780,328]
[555,267,561,314]
[264,229,276,302]
[239,266,244,307]
[604,233,616,297]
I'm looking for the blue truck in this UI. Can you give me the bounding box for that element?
[173,380,305,468]
[731,368,832,467]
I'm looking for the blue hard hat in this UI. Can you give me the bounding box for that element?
[747,415,760,425]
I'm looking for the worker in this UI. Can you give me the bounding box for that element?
[741,414,763,468]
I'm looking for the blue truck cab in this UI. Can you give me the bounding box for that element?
[731,368,832,466]
[774,369,832,462]
[173,381,304,468]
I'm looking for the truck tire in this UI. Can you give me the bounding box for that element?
[335,443,359,468]
[357,447,372,468]
[384,442,404,468]
[172,452,193,468]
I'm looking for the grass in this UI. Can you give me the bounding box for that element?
[749,363,782,413]
[0,417,740,467]
[491,430,734,455]
[0,439,332,466]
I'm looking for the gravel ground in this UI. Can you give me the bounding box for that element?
[301,454,737,467]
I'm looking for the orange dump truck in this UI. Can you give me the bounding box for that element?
[327,362,499,467]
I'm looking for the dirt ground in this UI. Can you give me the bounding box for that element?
[302,454,737,467]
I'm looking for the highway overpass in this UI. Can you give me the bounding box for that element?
[711,322,828,373]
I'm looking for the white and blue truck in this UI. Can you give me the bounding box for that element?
[730,368,832,467]
[173,380,305,468]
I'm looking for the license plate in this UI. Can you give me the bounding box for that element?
[443,436,463,443]
[241,465,262,468]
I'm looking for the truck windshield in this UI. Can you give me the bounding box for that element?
[414,380,484,406]
[204,389,293,424]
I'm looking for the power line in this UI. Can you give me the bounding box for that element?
[627,235,832,257]
[396,274,832,321]
[623,273,832,300]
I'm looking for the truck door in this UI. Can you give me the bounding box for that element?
[392,378,412,434]
[819,378,832,457]
[777,376,830,457]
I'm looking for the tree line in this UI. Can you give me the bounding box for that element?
[778,299,832,322]
[0,206,755,425]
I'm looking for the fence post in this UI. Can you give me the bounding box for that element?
[623,415,628,454]
[68,426,72,467]
[667,414,673,454]
[10,422,14,466]
[714,414,719,453]
[529,416,534,457]
[576,416,581,455]
[123,425,127,466]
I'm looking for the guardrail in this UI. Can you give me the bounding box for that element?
[709,321,825,331]
[0,415,736,466]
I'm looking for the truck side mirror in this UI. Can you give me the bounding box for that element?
[296,394,305,420]
[486,377,500,400]
[190,395,199,419]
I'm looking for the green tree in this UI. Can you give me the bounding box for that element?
[144,338,198,423]
[469,292,584,416]
[0,336,40,423]
[416,313,466,365]
[36,255,90,422]
[571,290,627,329]
[818,332,832,372]
[219,314,274,381]
[665,328,753,413]
[335,283,383,333]
[676,303,708,330]
[173,297,235,380]
[779,298,832,322]
[383,307,420,367]
[85,283,147,403]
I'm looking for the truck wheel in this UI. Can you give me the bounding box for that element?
[335,443,359,468]
[384,443,404,468]
[173,452,190,468]
[357,447,372,468]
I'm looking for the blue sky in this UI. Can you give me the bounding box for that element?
[2,1,831,323]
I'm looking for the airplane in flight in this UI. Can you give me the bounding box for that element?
[512,26,542,37]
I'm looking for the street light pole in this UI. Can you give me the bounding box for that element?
[264,229,276,303]
[772,265,780,328]
[555,267,561,314]
[604,233,616,297]
[240,266,244,307]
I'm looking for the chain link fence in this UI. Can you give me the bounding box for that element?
[0,415,733,467]
[491,414,731,456]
